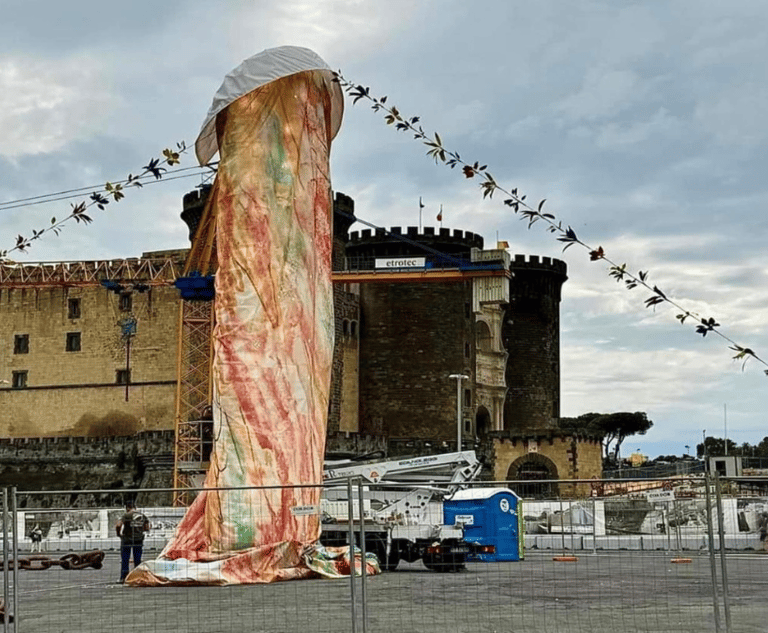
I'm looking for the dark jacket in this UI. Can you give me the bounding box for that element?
[117,509,149,546]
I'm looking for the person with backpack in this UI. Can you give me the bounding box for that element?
[115,500,149,583]
[29,525,43,552]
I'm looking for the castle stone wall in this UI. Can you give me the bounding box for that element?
[358,281,474,440]
[0,431,174,506]
[492,433,603,498]
[0,269,181,437]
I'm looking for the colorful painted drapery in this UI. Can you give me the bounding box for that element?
[128,48,376,585]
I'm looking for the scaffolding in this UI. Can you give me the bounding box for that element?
[0,256,182,287]
[172,183,217,506]
[172,299,214,506]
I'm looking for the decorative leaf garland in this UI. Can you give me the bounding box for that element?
[334,72,766,375]
[1,142,188,262]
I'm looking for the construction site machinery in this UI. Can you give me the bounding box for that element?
[320,451,495,572]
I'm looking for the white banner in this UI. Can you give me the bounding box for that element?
[375,257,426,269]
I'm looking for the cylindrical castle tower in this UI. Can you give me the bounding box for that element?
[345,227,482,447]
[180,185,212,241]
[503,254,568,433]
[327,192,362,441]
[332,192,356,267]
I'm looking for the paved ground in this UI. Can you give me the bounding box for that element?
[3,548,766,632]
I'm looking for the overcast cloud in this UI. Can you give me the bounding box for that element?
[1,0,766,457]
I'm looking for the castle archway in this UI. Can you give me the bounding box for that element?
[506,453,559,498]
[476,320,492,351]
[475,406,491,439]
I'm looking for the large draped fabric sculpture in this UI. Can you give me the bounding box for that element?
[129,47,375,585]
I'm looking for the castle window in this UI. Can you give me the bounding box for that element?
[464,342,471,358]
[119,293,132,312]
[66,332,81,352]
[12,370,27,389]
[68,298,81,319]
[116,369,131,384]
[14,334,29,354]
[342,319,349,336]
[476,321,492,352]
[350,321,357,338]
[464,389,472,407]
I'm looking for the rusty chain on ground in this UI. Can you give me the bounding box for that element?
[0,550,105,571]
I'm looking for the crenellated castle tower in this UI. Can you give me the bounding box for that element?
[344,226,480,446]
[503,254,568,433]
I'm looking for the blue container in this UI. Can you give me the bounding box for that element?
[443,487,523,562]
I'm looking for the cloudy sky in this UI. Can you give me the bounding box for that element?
[2,0,766,458]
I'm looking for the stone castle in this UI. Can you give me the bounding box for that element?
[0,190,602,500]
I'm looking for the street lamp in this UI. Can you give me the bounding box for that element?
[448,374,469,451]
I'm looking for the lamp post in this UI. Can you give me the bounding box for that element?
[448,374,469,451]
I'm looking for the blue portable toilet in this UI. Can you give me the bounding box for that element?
[443,487,523,562]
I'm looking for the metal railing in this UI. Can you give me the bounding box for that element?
[2,475,766,632]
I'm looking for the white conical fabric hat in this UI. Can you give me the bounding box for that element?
[195,45,344,164]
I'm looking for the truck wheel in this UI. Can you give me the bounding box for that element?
[423,551,465,573]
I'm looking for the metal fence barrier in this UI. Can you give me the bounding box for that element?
[1,474,766,632]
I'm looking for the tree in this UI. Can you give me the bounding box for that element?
[694,436,768,459]
[653,454,682,463]
[756,437,768,457]
[558,411,653,464]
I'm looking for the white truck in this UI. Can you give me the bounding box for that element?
[320,451,487,571]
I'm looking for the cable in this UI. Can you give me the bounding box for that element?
[0,170,208,211]
[0,162,219,212]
